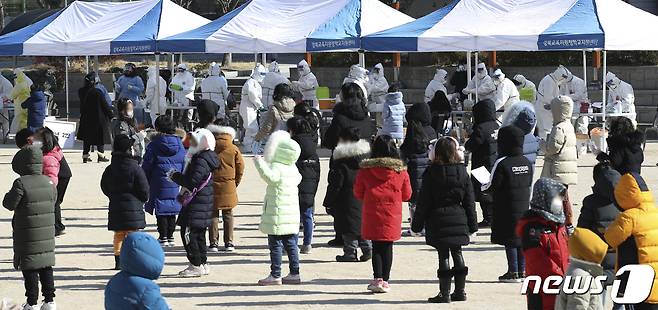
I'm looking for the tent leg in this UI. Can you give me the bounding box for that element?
[602,50,607,152]
[582,50,587,86]
[474,52,479,103]
[466,51,472,102]
[155,54,161,117]
[393,53,400,82]
[358,52,365,68]
[254,53,258,65]
[85,56,89,74]
[261,53,267,65]
[93,56,99,73]
[65,56,69,121]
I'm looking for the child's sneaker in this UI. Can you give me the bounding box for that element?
[167,238,175,247]
[40,302,56,310]
[202,263,210,275]
[178,264,204,277]
[21,304,39,310]
[300,245,312,254]
[282,273,301,284]
[498,272,521,283]
[381,281,391,293]
[258,274,282,286]
[223,243,235,252]
[367,278,386,293]
[208,244,220,252]
[158,239,167,247]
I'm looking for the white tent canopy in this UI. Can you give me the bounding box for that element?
[0,0,210,56]
[363,0,658,52]
[158,0,414,53]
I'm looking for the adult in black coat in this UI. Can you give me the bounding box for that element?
[78,72,113,162]
[596,116,644,175]
[322,83,376,150]
[577,162,621,285]
[401,119,433,205]
[464,99,499,226]
[428,91,452,135]
[412,137,477,303]
[485,126,532,248]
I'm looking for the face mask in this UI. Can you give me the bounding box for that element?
[550,196,563,214]
[127,111,134,118]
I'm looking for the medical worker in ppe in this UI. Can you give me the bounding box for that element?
[0,74,13,133]
[145,67,167,125]
[425,69,450,103]
[261,61,290,110]
[116,63,146,125]
[292,60,319,109]
[342,64,369,99]
[169,64,196,124]
[513,74,536,102]
[492,69,520,113]
[201,62,230,118]
[560,68,588,104]
[535,65,569,140]
[606,72,635,116]
[366,63,389,126]
[240,64,266,153]
[462,63,495,101]
[9,69,32,133]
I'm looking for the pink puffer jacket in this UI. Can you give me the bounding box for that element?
[43,146,63,186]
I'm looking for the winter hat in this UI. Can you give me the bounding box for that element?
[530,178,567,223]
[406,102,432,126]
[569,228,608,264]
[113,134,134,154]
[119,232,165,280]
[497,125,524,157]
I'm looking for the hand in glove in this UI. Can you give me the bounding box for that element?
[462,88,473,95]
[170,84,183,92]
[258,107,269,113]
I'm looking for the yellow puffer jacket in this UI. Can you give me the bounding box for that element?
[604,173,658,304]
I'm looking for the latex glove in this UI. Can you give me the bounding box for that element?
[170,84,183,92]
[462,88,473,95]
[258,107,268,113]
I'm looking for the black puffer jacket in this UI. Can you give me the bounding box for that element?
[293,133,320,210]
[323,139,370,236]
[322,101,376,150]
[101,153,149,231]
[412,163,477,248]
[577,164,621,277]
[600,130,644,175]
[173,150,219,229]
[487,126,533,247]
[401,104,436,204]
[404,102,438,142]
[465,99,499,203]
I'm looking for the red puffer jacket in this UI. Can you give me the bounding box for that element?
[354,157,412,242]
[516,213,569,310]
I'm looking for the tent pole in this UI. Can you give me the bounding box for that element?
[65,56,69,121]
[85,56,89,74]
[582,50,587,86]
[358,52,365,68]
[466,51,472,102]
[155,54,161,117]
[93,56,99,73]
[474,52,479,103]
[254,53,258,65]
[602,50,607,152]
[261,53,267,66]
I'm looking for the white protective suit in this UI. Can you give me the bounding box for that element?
[240,64,266,152]
[145,67,167,125]
[535,65,569,140]
[606,72,635,116]
[342,64,369,100]
[492,69,520,112]
[513,74,537,103]
[261,61,290,110]
[462,63,495,101]
[169,64,195,107]
[201,62,230,118]
[425,69,449,103]
[365,63,389,114]
[560,68,588,104]
[292,60,319,109]
[0,74,13,133]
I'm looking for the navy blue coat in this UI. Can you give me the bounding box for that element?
[105,232,168,310]
[21,91,46,132]
[142,134,186,216]
[173,150,219,229]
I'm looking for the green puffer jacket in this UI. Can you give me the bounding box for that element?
[3,146,57,270]
[254,131,302,236]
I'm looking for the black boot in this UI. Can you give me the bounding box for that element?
[114,255,120,270]
[451,267,468,301]
[428,269,452,303]
[360,247,372,262]
[336,249,359,262]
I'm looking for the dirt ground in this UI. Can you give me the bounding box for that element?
[2,144,658,309]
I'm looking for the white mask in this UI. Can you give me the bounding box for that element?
[550,196,564,214]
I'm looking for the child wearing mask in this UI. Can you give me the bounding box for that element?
[101,134,149,270]
[142,116,186,247]
[355,135,412,293]
[412,136,477,303]
[112,98,145,162]
[168,128,219,278]
[3,146,58,310]
[253,131,303,285]
[287,116,320,254]
[324,127,372,263]
[516,178,570,310]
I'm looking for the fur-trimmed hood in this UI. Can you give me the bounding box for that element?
[263,130,300,165]
[332,139,371,161]
[207,124,237,152]
[207,124,236,139]
[359,157,406,172]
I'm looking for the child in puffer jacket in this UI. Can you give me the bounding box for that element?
[287,116,320,254]
[555,228,607,310]
[142,116,186,247]
[105,232,169,310]
[254,130,303,286]
[33,127,62,186]
[516,178,570,310]
[379,84,406,143]
[355,135,412,293]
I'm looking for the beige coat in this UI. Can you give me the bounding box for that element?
[207,125,244,210]
[541,96,578,185]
